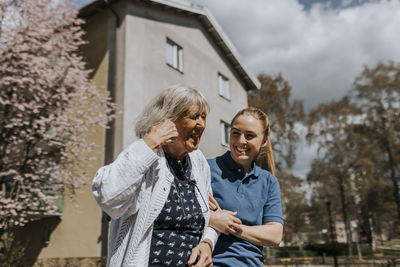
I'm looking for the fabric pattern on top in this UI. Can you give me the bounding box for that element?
[149,153,205,267]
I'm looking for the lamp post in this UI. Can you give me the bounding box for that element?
[326,200,339,267]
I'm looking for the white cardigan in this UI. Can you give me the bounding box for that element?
[92,139,218,266]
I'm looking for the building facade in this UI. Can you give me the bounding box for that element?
[29,0,260,263]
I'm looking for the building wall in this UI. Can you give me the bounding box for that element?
[118,1,248,159]
[36,10,111,259]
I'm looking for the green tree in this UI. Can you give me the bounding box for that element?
[279,171,309,245]
[352,62,400,225]
[307,98,360,255]
[306,62,400,250]
[350,122,397,244]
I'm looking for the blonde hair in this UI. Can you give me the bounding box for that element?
[135,85,209,138]
[231,107,276,175]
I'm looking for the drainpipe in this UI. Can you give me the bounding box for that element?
[100,0,121,258]
[105,0,121,27]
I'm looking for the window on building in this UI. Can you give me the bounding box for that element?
[220,120,230,146]
[166,38,183,72]
[218,73,230,99]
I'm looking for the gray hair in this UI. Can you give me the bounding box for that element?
[135,85,210,138]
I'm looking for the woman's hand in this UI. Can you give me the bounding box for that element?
[210,209,242,235]
[208,194,242,235]
[144,119,178,152]
[188,240,213,267]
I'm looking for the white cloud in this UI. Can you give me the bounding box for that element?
[190,0,400,110]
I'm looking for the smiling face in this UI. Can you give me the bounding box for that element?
[230,114,267,172]
[165,103,207,159]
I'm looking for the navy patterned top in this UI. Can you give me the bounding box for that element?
[148,153,205,267]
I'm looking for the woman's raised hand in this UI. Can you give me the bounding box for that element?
[144,119,179,152]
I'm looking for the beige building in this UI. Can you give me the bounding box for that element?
[25,0,260,264]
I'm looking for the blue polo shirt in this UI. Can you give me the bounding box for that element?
[208,151,284,267]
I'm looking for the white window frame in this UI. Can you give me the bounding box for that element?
[218,73,230,100]
[166,38,183,72]
[220,120,231,146]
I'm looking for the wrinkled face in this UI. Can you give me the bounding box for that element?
[171,103,207,157]
[230,115,266,170]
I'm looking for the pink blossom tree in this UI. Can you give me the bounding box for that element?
[0,0,114,248]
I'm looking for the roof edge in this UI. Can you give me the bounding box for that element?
[200,7,261,90]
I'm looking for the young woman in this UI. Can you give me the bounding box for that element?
[207,107,284,267]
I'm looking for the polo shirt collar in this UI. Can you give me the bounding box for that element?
[222,151,261,177]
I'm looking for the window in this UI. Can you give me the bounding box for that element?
[220,121,230,146]
[218,73,230,99]
[166,38,183,72]
[28,163,63,218]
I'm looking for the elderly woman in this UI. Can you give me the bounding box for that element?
[92,85,216,267]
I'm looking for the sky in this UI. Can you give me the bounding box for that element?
[186,0,400,110]
[73,0,400,178]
